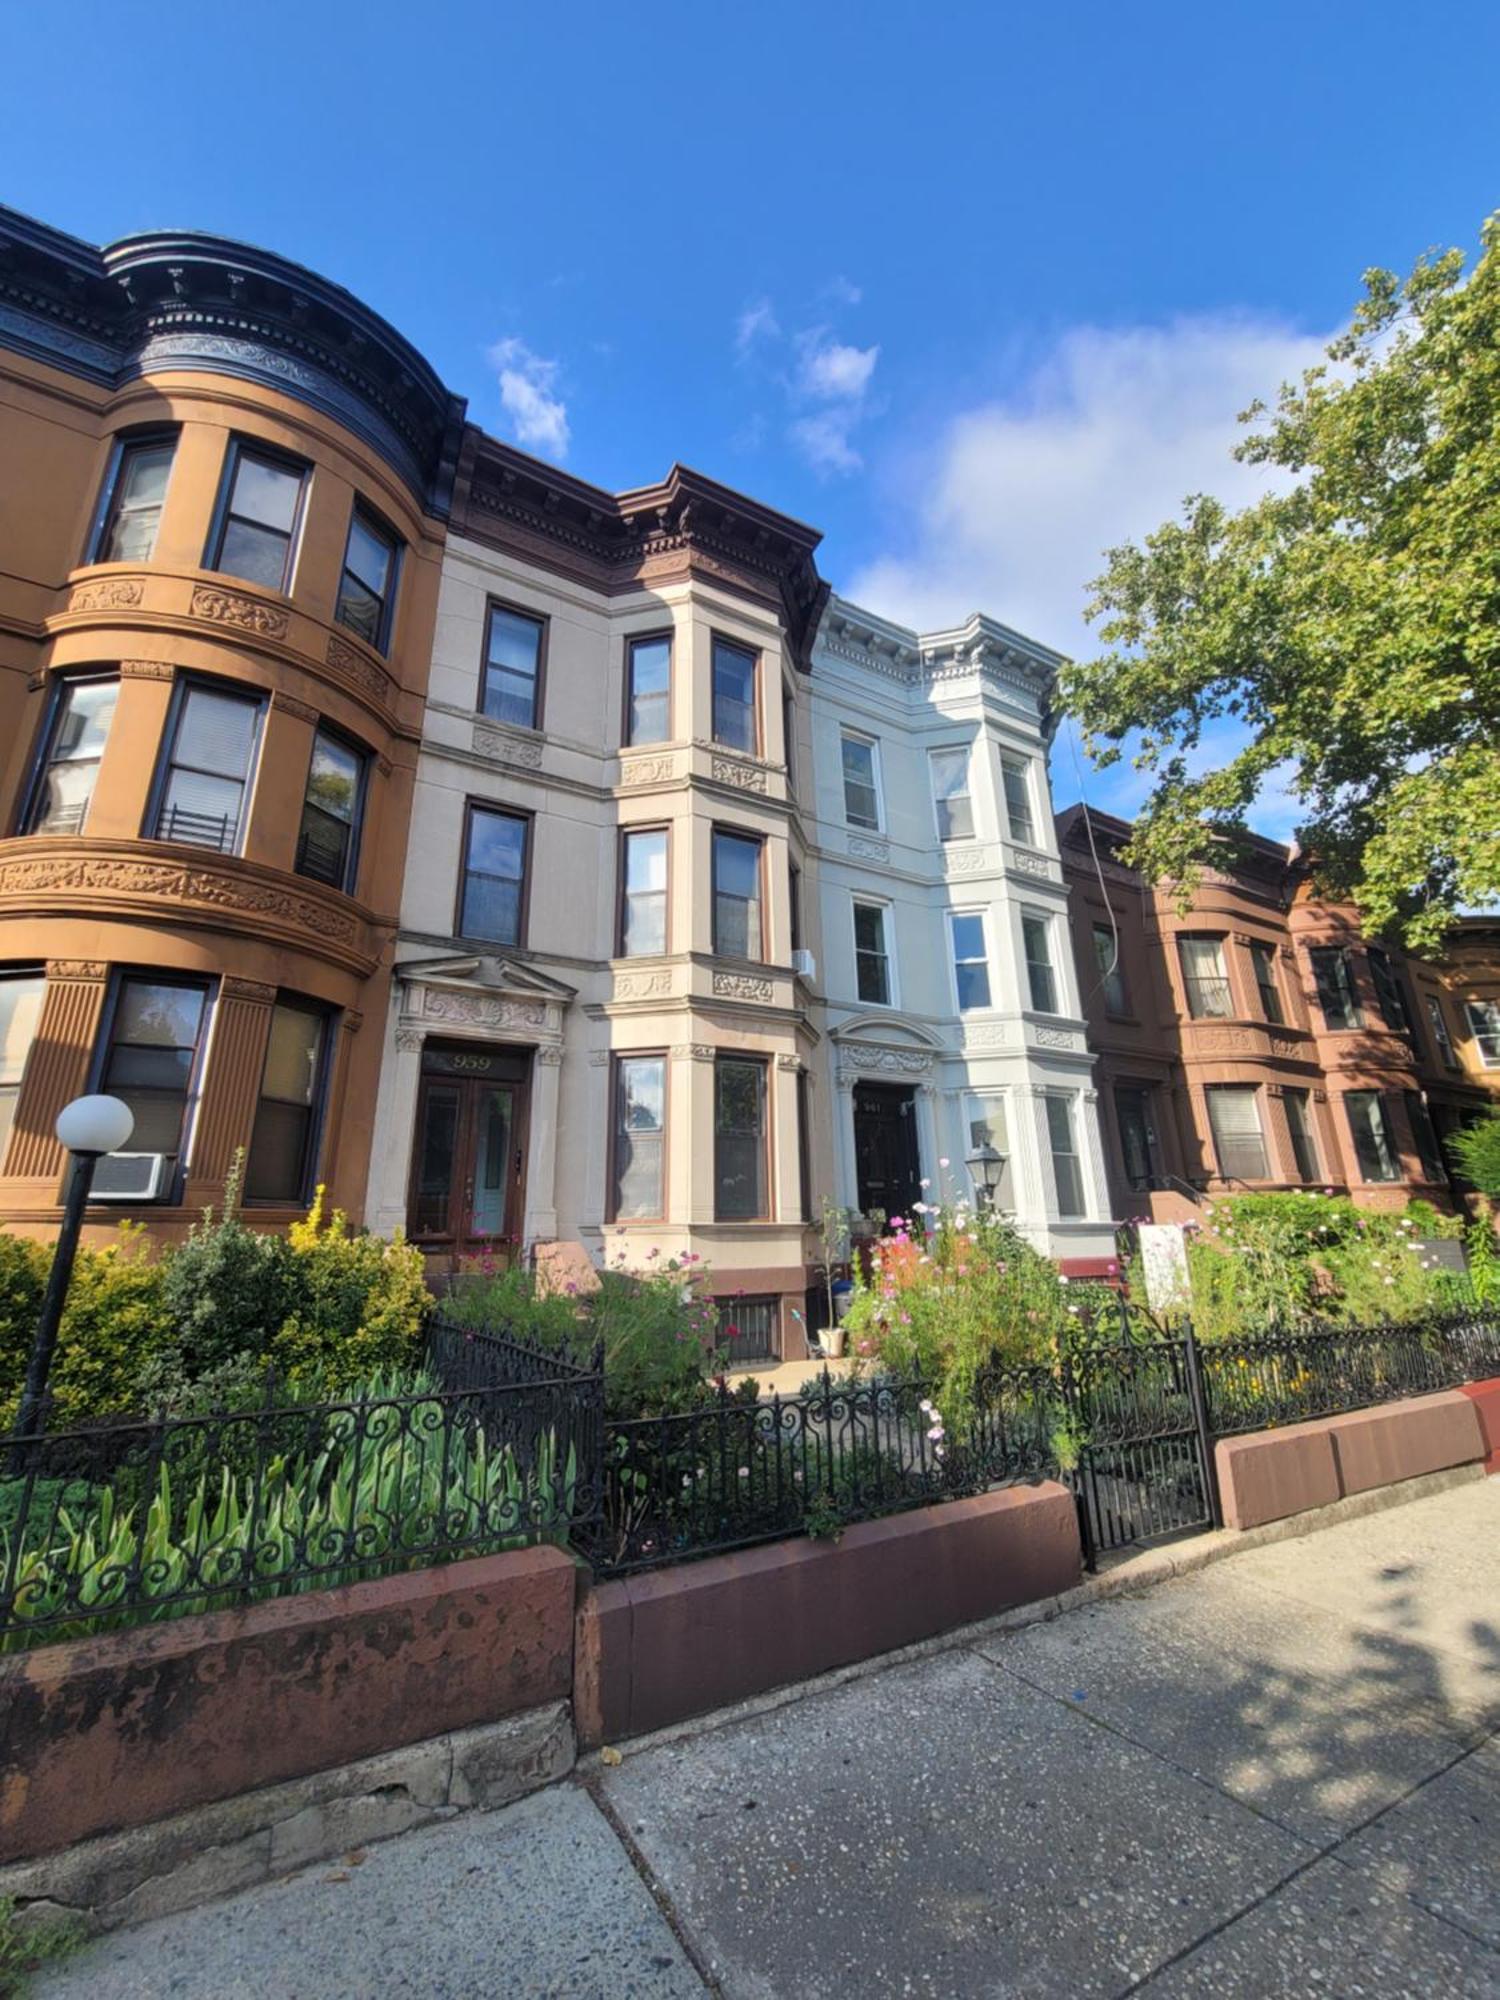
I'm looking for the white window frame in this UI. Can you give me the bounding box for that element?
[1020,907,1060,1015]
[948,907,992,1013]
[840,729,883,833]
[1465,999,1500,1069]
[851,895,896,1008]
[929,745,976,843]
[963,1092,1012,1208]
[1043,1091,1088,1219]
[1000,754,1036,846]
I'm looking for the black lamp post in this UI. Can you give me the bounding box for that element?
[12,1093,133,1443]
[964,1141,1007,1213]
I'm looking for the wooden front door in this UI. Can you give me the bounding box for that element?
[853,1082,923,1224]
[407,1043,531,1267]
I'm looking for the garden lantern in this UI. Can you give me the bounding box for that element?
[964,1141,1006,1210]
[12,1093,134,1442]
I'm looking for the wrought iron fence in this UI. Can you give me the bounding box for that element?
[582,1361,1061,1576]
[0,1340,603,1651]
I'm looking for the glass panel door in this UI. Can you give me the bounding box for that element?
[411,1082,461,1238]
[468,1083,515,1242]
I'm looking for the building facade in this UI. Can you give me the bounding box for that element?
[1059,806,1496,1220]
[0,206,461,1242]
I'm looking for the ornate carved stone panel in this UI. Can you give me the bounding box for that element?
[190,585,289,638]
[709,753,768,794]
[473,722,544,769]
[68,578,143,613]
[711,970,773,1002]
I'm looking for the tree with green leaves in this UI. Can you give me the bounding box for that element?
[1062,217,1500,953]
[1450,1112,1500,1205]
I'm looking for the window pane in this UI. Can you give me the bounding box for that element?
[1425,996,1457,1066]
[951,913,985,961]
[217,517,290,591]
[955,959,991,1011]
[1466,1000,1500,1067]
[628,638,671,744]
[1284,1090,1319,1181]
[306,731,362,825]
[159,770,244,849]
[486,606,543,675]
[842,736,879,828]
[712,640,756,751]
[1023,915,1057,1013]
[175,686,259,775]
[1180,936,1232,1018]
[462,810,528,943]
[1311,948,1361,1030]
[622,830,668,956]
[466,809,527,880]
[0,976,44,1088]
[1045,1096,1085,1217]
[231,454,303,532]
[625,829,667,894]
[245,1100,310,1204]
[715,1059,765,1219]
[1207,1086,1269,1179]
[1404,1092,1446,1183]
[1002,759,1034,842]
[101,442,174,562]
[53,679,118,763]
[335,574,382,644]
[113,981,205,1050]
[103,979,206,1162]
[1345,1090,1399,1180]
[854,903,890,1004]
[261,1003,322,1104]
[345,514,394,596]
[932,748,974,841]
[613,1056,665,1218]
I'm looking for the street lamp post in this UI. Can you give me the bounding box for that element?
[12,1093,134,1443]
[964,1141,1007,1214]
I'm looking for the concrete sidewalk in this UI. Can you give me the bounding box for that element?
[36,1480,1500,1998]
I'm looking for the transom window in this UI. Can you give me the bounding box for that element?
[153,681,264,853]
[335,509,400,651]
[0,972,44,1166]
[853,900,892,1005]
[611,1055,666,1220]
[1001,756,1035,844]
[1206,1084,1270,1181]
[930,747,974,841]
[296,727,367,893]
[620,828,668,956]
[99,976,210,1172]
[1045,1094,1086,1217]
[25,676,119,835]
[95,435,176,563]
[481,603,545,730]
[246,999,328,1204]
[1310,947,1362,1031]
[712,829,763,960]
[841,733,880,831]
[1178,935,1232,1019]
[207,443,308,594]
[950,911,991,1011]
[714,1056,767,1220]
[459,805,529,945]
[1248,941,1285,1024]
[1022,912,1058,1013]
[1092,922,1128,1016]
[711,638,758,754]
[1344,1089,1400,1182]
[625,635,671,746]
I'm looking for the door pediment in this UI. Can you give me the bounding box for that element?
[397,951,574,1045]
[832,1014,941,1079]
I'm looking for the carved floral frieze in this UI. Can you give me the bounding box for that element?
[710,754,767,794]
[711,970,773,1002]
[68,578,143,613]
[326,633,397,711]
[619,754,677,787]
[190,585,289,639]
[418,987,549,1031]
[613,971,673,1000]
[473,723,544,769]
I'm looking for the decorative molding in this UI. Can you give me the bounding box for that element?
[1188,1026,1254,1055]
[272,691,319,726]
[613,971,672,1000]
[1032,1026,1082,1050]
[220,977,277,1004]
[709,753,768,794]
[962,1024,1009,1048]
[711,970,773,1003]
[376,755,393,780]
[943,848,990,877]
[535,1044,565,1065]
[776,1053,803,1070]
[120,659,175,681]
[672,1043,717,1062]
[588,1050,611,1067]
[326,633,397,711]
[44,959,107,981]
[1010,848,1056,878]
[619,753,677,788]
[419,988,546,1031]
[69,579,142,614]
[838,1047,932,1077]
[190,585,289,638]
[473,722,545,769]
[848,834,889,862]
[394,1028,425,1053]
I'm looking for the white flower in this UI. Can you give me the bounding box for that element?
[939,1157,950,1169]
[919,1177,931,1189]
[919,1398,935,1416]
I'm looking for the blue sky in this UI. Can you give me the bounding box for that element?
[6,0,1497,826]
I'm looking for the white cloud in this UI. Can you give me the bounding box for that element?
[488,336,570,461]
[798,332,880,402]
[790,412,864,476]
[735,299,780,356]
[821,275,863,307]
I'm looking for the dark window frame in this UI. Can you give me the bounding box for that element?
[1205,1082,1271,1182]
[1344,1089,1401,1183]
[18,671,121,837]
[1309,946,1364,1032]
[1092,921,1129,1018]
[145,672,267,856]
[87,427,179,565]
[617,823,671,958]
[1367,944,1413,1036]
[334,502,403,655]
[1248,940,1286,1025]
[622,629,673,748]
[295,721,371,895]
[1022,910,1059,1014]
[606,1049,669,1224]
[456,800,534,948]
[244,995,335,1207]
[796,1066,812,1224]
[710,825,766,963]
[1424,993,1460,1069]
[88,968,216,1205]
[713,1052,770,1222]
[203,436,311,596]
[1283,1087,1320,1182]
[480,598,548,733]
[710,635,760,756]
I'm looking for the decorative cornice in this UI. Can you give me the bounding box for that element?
[394,1028,425,1053]
[119,659,175,681]
[711,970,773,1003]
[191,585,289,638]
[220,976,278,1004]
[69,578,142,614]
[708,751,769,794]
[619,753,678,788]
[271,691,319,726]
[44,959,107,981]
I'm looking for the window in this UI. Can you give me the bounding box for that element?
[153,681,264,852]
[930,748,974,841]
[1045,1095,1086,1217]
[1345,1090,1400,1182]
[714,1056,766,1219]
[95,435,175,563]
[1367,945,1412,1035]
[1114,1086,1161,1192]
[719,1296,779,1366]
[207,443,307,593]
[99,977,210,1171]
[711,637,757,753]
[796,1068,812,1222]
[625,635,670,746]
[24,677,118,835]
[1178,935,1232,1019]
[245,999,327,1203]
[0,973,44,1164]
[1404,1092,1447,1185]
[840,733,880,830]
[610,1054,666,1220]
[459,805,529,945]
[1001,756,1035,844]
[620,828,668,957]
[950,912,991,1011]
[853,901,892,1005]
[782,686,796,793]
[1425,995,1460,1069]
[1206,1085,1270,1181]
[789,863,803,954]
[1092,922,1128,1016]
[1248,941,1285,1024]
[966,1095,1012,1207]
[1464,1000,1500,1069]
[712,829,763,960]
[296,728,366,892]
[481,603,545,730]
[1022,912,1059,1013]
[1310,947,1362,1031]
[335,509,399,651]
[1283,1089,1320,1182]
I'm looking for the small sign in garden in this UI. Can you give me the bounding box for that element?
[1138,1223,1192,1312]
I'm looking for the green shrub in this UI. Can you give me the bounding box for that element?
[268,1190,429,1392]
[444,1262,585,1355]
[0,1233,48,1402]
[1449,1112,1500,1200]
[162,1204,296,1380]
[0,1225,174,1430]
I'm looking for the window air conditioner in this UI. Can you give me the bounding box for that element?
[90,1152,169,1202]
[791,948,817,981]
